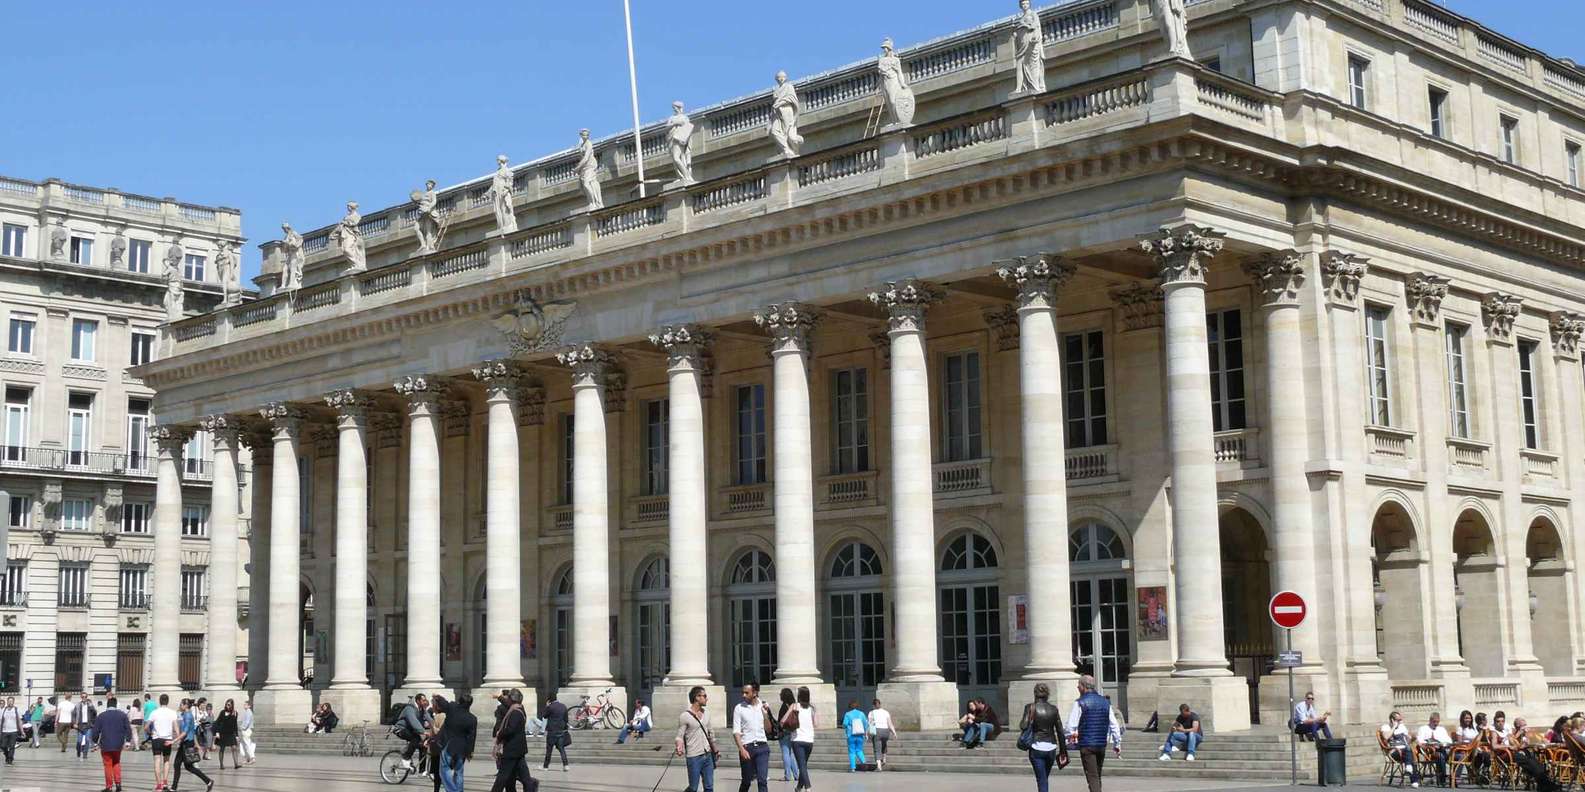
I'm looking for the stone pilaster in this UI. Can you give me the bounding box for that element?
[200,415,244,697]
[147,423,191,693]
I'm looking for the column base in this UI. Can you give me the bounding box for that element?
[652,683,726,729]
[1156,674,1251,733]
[874,679,959,730]
[554,685,629,729]
[253,687,314,727]
[1007,672,1081,723]
[1256,667,1331,729]
[1508,663,1550,713]
[471,686,538,727]
[771,680,838,725]
[321,687,385,726]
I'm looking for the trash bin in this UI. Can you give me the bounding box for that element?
[1316,738,1347,786]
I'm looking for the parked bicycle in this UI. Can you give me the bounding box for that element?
[569,687,626,730]
[342,720,374,757]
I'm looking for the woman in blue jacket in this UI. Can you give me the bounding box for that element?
[840,701,870,772]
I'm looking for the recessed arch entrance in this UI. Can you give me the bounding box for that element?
[938,531,1001,712]
[634,556,671,702]
[1371,500,1429,679]
[1219,507,1271,724]
[550,566,575,690]
[1069,521,1132,713]
[1526,518,1571,676]
[1452,508,1504,677]
[825,539,886,707]
[725,549,776,689]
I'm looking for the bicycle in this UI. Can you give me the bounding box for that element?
[378,730,430,784]
[569,687,626,731]
[342,720,373,757]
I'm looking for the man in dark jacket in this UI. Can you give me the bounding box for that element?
[93,695,132,792]
[438,694,478,792]
[490,689,534,792]
[540,696,569,771]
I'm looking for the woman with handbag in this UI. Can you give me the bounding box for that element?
[213,699,239,770]
[789,687,816,792]
[775,688,798,781]
[171,698,214,792]
[1019,683,1069,792]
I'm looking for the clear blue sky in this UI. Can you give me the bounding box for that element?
[2,0,1578,282]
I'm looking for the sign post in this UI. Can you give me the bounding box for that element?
[1269,591,1308,786]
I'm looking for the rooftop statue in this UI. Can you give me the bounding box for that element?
[412,180,444,255]
[668,101,695,185]
[48,218,68,260]
[216,241,241,306]
[110,229,127,268]
[1152,0,1191,59]
[280,222,304,291]
[332,201,367,271]
[1012,0,1046,95]
[878,38,916,127]
[163,236,185,322]
[770,71,804,159]
[491,155,518,234]
[577,129,603,211]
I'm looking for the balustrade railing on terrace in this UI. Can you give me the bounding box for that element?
[631,494,670,525]
[0,591,26,608]
[0,447,155,477]
[819,470,879,508]
[721,482,771,516]
[1066,444,1116,481]
[933,458,992,496]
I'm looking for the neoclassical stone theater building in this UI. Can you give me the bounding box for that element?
[140,0,1585,730]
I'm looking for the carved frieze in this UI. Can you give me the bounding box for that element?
[982,305,1019,351]
[1110,281,1163,332]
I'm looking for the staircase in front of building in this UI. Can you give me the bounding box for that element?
[246,724,1382,782]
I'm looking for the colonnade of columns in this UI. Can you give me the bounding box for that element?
[149,225,1293,730]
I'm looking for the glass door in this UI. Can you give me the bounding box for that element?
[829,590,885,707]
[1071,577,1131,712]
[636,601,670,702]
[939,583,1001,711]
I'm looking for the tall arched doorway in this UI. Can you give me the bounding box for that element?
[1371,502,1429,679]
[826,540,885,707]
[726,549,776,688]
[1526,519,1570,676]
[939,532,1000,711]
[1452,509,1503,676]
[550,567,575,690]
[1219,508,1271,724]
[1070,522,1132,713]
[634,557,671,703]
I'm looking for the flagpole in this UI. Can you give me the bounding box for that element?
[623,0,647,198]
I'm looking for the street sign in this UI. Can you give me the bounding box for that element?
[1276,650,1303,668]
[1269,590,1307,629]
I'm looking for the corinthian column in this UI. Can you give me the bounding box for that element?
[148,424,191,693]
[319,390,381,721]
[554,344,625,712]
[996,255,1080,709]
[393,376,446,699]
[471,361,529,695]
[201,415,243,696]
[869,278,959,729]
[648,326,726,725]
[253,403,312,724]
[1141,224,1249,731]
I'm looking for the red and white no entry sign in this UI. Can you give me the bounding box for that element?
[1269,591,1307,629]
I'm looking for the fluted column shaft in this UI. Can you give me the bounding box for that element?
[651,327,713,684]
[397,379,444,690]
[148,425,189,692]
[203,418,243,693]
[870,281,946,681]
[326,392,371,689]
[474,362,527,689]
[998,257,1077,677]
[558,347,616,686]
[261,405,305,690]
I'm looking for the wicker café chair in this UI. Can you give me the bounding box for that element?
[1379,731,1410,787]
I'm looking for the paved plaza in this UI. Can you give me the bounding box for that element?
[0,748,1370,792]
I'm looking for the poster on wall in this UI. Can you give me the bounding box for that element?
[1008,595,1030,644]
[521,619,537,659]
[445,623,462,661]
[1137,586,1169,641]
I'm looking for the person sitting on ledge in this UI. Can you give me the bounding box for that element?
[958,699,1002,749]
[1158,704,1202,761]
[1292,691,1332,741]
[616,699,652,744]
[308,702,339,734]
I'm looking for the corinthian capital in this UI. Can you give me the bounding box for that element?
[149,424,192,455]
[1241,250,1305,307]
[868,278,943,333]
[754,302,820,354]
[258,402,305,433]
[1551,311,1585,357]
[324,388,374,417]
[198,414,240,449]
[470,360,524,401]
[648,324,712,371]
[1482,293,1523,344]
[1139,225,1225,286]
[1320,251,1368,307]
[555,344,617,388]
[393,375,447,404]
[994,253,1074,310]
[1110,281,1163,332]
[1405,273,1450,326]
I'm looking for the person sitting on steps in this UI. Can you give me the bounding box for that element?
[1158,704,1202,761]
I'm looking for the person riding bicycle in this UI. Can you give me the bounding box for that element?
[396,694,432,772]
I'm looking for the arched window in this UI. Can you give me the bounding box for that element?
[941,532,998,572]
[635,556,670,699]
[639,557,670,592]
[830,541,883,578]
[726,549,776,688]
[938,532,1000,700]
[732,549,776,585]
[551,567,575,688]
[826,541,885,704]
[1069,523,1125,563]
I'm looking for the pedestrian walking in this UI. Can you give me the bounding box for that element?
[775,688,797,781]
[490,689,534,792]
[145,693,179,791]
[128,703,143,751]
[1064,676,1121,792]
[213,699,239,769]
[28,697,46,748]
[675,686,718,792]
[428,695,450,792]
[867,699,894,771]
[789,687,816,791]
[0,696,23,765]
[171,698,215,791]
[196,698,213,760]
[540,694,569,771]
[237,700,256,765]
[841,700,869,772]
[76,695,97,760]
[93,694,132,792]
[438,693,478,792]
[732,684,772,792]
[57,692,76,754]
[1018,683,1069,792]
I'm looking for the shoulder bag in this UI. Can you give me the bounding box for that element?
[688,710,719,767]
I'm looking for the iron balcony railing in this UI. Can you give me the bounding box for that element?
[119,593,151,611]
[0,591,26,607]
[181,595,209,613]
[0,446,211,481]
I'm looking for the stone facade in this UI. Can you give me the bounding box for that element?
[144,0,1585,730]
[0,176,248,700]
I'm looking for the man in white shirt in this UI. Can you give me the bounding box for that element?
[1293,691,1333,741]
[616,698,653,744]
[1380,711,1419,788]
[145,693,181,792]
[1416,712,1451,787]
[732,684,771,792]
[868,699,894,771]
[56,693,75,753]
[0,696,22,766]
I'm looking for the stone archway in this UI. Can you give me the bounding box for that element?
[1372,501,1429,680]
[1452,509,1504,677]
[1220,507,1271,723]
[1526,518,1571,676]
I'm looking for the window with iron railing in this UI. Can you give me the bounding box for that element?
[119,567,149,610]
[180,568,207,611]
[1,563,25,606]
[58,564,89,608]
